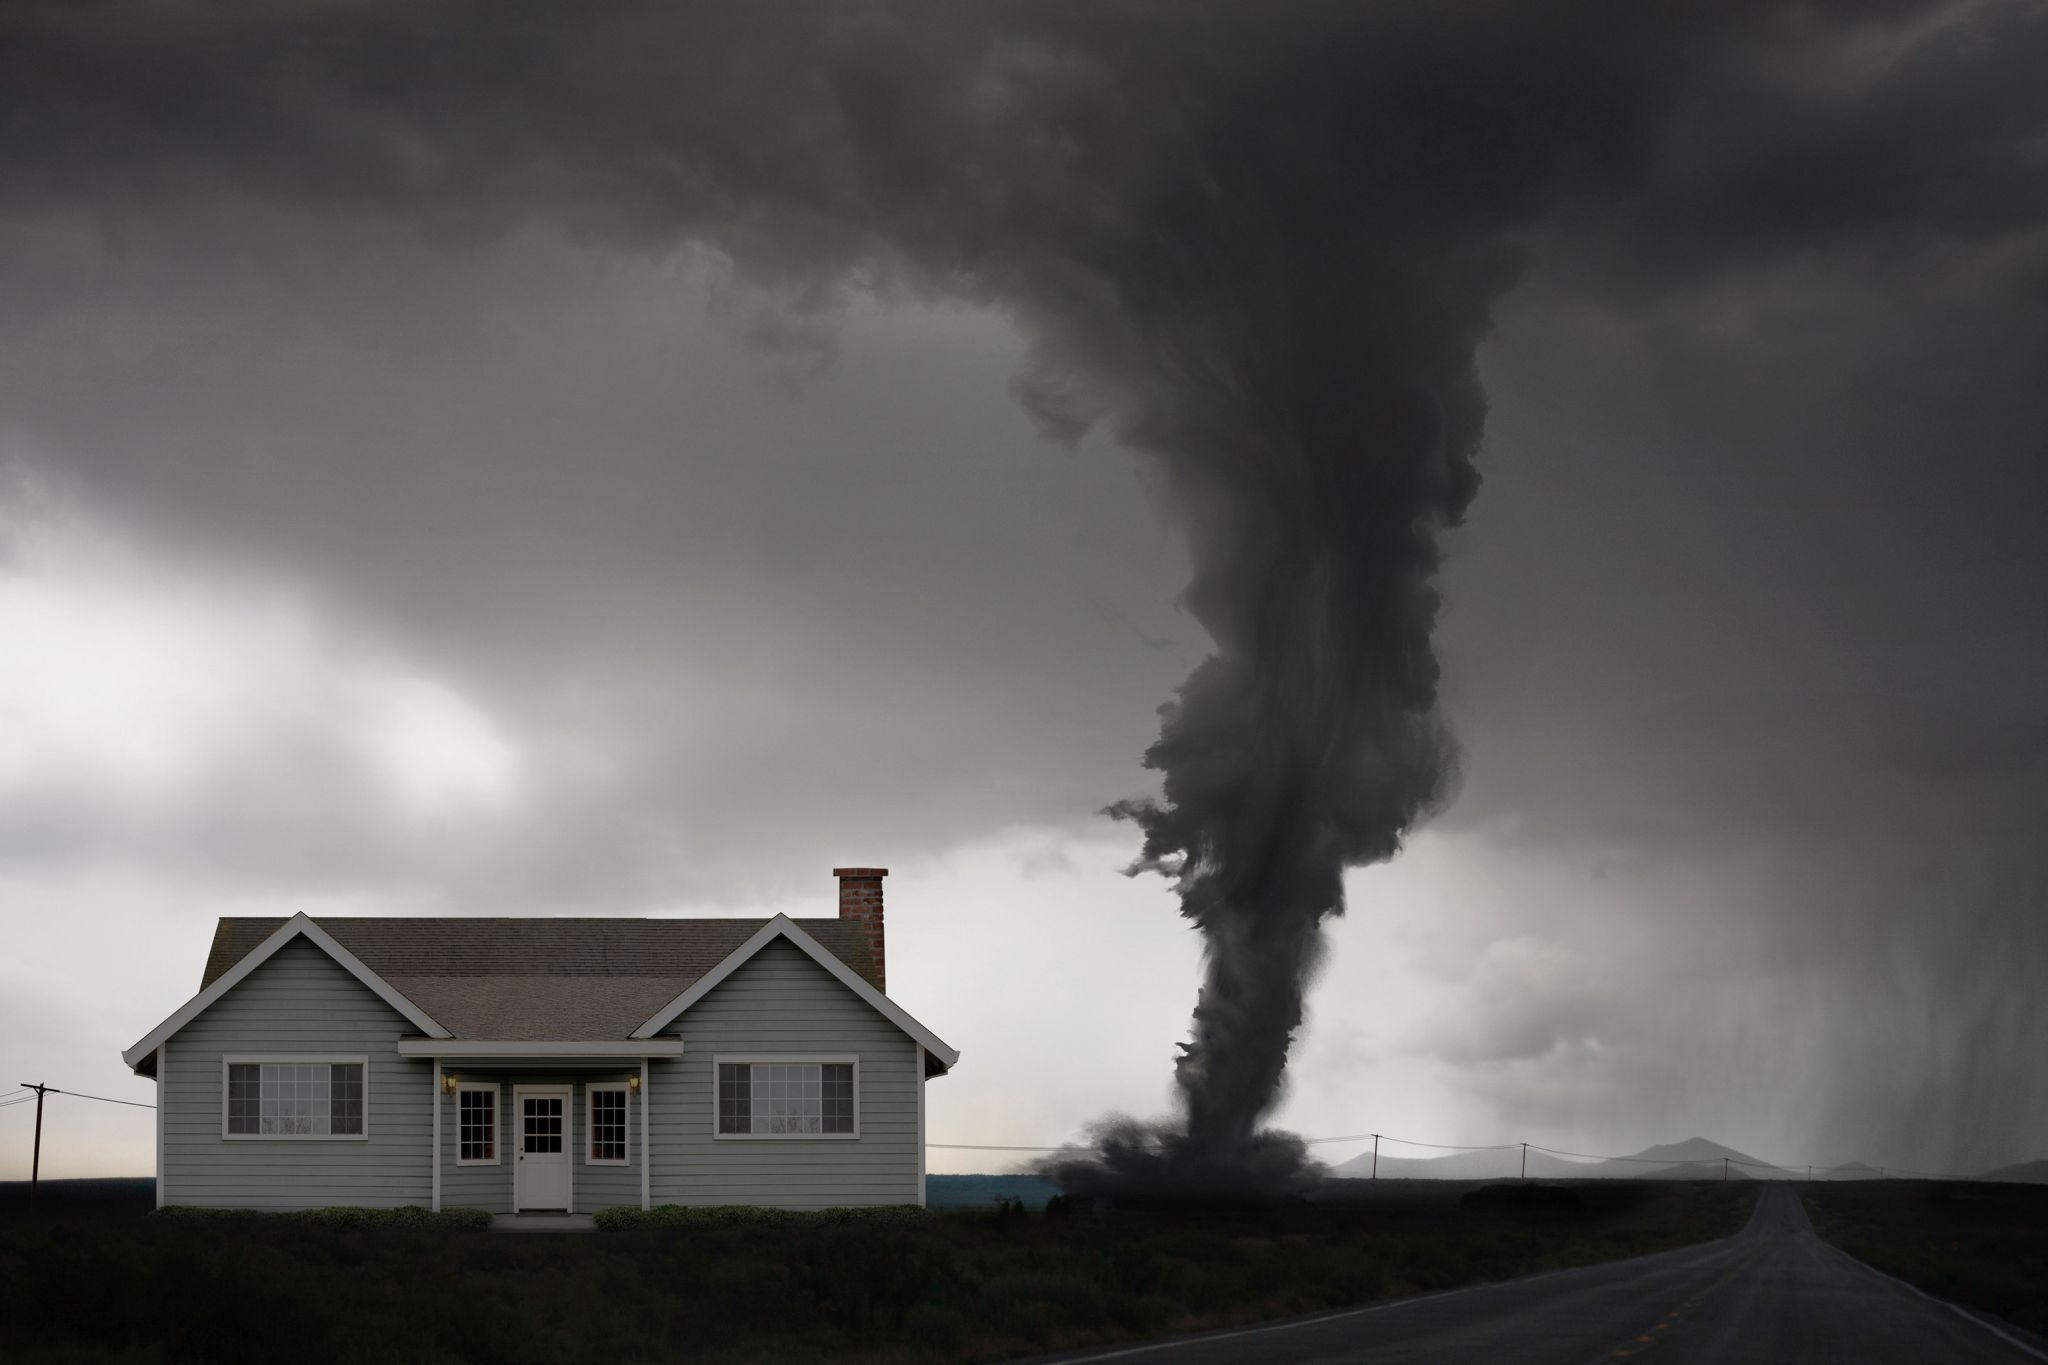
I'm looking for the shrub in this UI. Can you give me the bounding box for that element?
[595,1203,928,1230]
[146,1204,490,1229]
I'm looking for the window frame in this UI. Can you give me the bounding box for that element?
[585,1080,631,1166]
[710,1054,860,1141]
[455,1081,500,1166]
[220,1054,371,1141]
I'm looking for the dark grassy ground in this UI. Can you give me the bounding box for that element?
[0,1178,1754,1363]
[0,1175,1062,1216]
[1800,1179,2048,1340]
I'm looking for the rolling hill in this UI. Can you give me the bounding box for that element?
[1330,1136,1791,1181]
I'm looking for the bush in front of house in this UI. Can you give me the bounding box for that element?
[594,1202,929,1230]
[146,1204,491,1229]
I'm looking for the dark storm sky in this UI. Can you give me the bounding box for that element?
[0,0,2043,1178]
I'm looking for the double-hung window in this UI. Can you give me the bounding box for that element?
[457,1083,497,1164]
[714,1056,857,1138]
[586,1082,629,1164]
[224,1056,367,1138]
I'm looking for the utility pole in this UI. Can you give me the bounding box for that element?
[1521,1142,1528,1181]
[1722,1156,1729,1182]
[1371,1133,1379,1180]
[21,1082,50,1212]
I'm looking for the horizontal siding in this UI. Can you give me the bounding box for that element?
[650,938,921,1209]
[438,1073,641,1214]
[163,938,431,1210]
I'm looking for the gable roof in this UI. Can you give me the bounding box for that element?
[192,915,883,1044]
[122,913,451,1070]
[632,914,960,1072]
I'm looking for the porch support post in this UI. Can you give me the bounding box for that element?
[430,1058,442,1212]
[640,1056,651,1211]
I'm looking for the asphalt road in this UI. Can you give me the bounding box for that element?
[1045,1185,2045,1364]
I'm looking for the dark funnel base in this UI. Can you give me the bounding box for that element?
[1038,1117,1324,1208]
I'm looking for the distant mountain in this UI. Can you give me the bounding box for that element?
[1332,1137,1791,1181]
[1603,1138,1791,1180]
[1823,1162,1885,1181]
[1329,1146,1593,1181]
[1977,1158,2048,1184]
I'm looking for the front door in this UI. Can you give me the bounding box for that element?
[513,1086,572,1211]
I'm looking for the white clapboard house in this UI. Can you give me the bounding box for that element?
[121,868,957,1214]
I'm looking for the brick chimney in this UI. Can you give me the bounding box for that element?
[833,867,887,993]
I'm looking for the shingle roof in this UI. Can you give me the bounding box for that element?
[200,917,881,1041]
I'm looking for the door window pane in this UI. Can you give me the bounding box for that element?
[524,1097,563,1153]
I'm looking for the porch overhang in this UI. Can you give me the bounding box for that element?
[398,1039,684,1059]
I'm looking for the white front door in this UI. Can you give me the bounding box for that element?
[514,1086,572,1212]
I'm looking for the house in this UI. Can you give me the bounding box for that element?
[120,868,958,1214]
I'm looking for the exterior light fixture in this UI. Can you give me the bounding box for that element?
[627,1073,641,1093]
[441,1072,459,1093]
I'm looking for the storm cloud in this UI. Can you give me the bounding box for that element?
[1,0,2044,1180]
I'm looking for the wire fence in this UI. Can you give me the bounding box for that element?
[0,1080,1990,1182]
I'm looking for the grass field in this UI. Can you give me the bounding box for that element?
[1800,1179,2048,1340]
[0,1177,1755,1363]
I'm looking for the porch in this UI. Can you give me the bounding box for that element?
[398,1040,684,1215]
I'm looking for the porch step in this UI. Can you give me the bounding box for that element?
[489,1212,597,1233]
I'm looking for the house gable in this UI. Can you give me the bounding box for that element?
[629,913,959,1071]
[124,912,450,1072]
[157,935,434,1208]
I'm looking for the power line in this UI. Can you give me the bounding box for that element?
[45,1088,155,1111]
[1322,1133,1519,1152]
[929,1128,1979,1181]
[0,1088,154,1111]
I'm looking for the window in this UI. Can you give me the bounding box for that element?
[224,1057,366,1138]
[457,1084,497,1164]
[587,1084,628,1164]
[715,1058,857,1137]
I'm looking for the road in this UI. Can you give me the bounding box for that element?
[1045,1185,2045,1364]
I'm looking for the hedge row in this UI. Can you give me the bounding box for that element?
[592,1203,929,1230]
[148,1205,494,1229]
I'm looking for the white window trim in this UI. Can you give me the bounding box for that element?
[711,1053,861,1141]
[455,1081,501,1166]
[220,1054,371,1142]
[584,1079,631,1166]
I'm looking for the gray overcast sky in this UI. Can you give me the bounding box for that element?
[2,0,2044,1179]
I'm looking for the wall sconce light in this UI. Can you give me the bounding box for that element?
[627,1074,642,1094]
[441,1072,459,1094]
